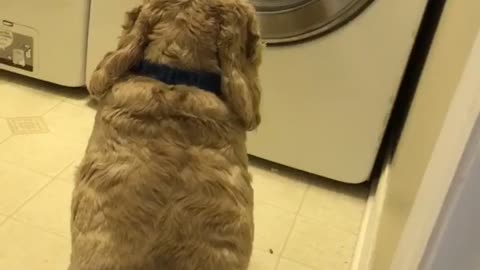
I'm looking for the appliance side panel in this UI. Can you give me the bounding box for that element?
[86,0,139,84]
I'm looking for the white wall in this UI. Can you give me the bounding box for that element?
[420,114,480,270]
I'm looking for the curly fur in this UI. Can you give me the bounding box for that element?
[69,0,262,269]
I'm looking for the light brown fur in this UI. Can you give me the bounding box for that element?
[69,0,262,269]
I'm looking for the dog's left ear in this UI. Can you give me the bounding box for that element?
[88,5,152,99]
[218,3,263,131]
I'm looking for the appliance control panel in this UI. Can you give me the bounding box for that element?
[0,20,36,73]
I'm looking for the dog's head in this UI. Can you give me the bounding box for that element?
[89,0,263,131]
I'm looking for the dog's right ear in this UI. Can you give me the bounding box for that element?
[217,2,263,131]
[88,5,151,99]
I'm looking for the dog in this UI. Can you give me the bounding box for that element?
[68,0,262,269]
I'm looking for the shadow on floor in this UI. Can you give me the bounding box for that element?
[250,155,371,199]
[0,70,97,109]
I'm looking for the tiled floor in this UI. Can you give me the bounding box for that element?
[0,71,370,270]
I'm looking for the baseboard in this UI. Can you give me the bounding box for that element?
[351,163,391,270]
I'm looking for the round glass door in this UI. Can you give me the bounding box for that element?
[253,0,374,44]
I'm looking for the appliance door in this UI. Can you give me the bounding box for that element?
[247,0,428,183]
[253,0,373,44]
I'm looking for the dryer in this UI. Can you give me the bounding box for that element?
[86,0,428,183]
[248,0,428,183]
[0,0,90,87]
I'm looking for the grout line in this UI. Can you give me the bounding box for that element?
[0,159,60,179]
[0,134,13,145]
[295,184,310,214]
[255,200,301,215]
[63,100,86,108]
[278,257,317,270]
[0,215,8,227]
[3,160,75,220]
[273,185,311,270]
[49,160,76,183]
[8,216,69,239]
[3,180,55,220]
[293,212,362,236]
[273,182,367,270]
[40,100,65,116]
[0,117,11,144]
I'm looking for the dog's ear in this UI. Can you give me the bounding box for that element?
[217,3,263,131]
[88,5,151,99]
[121,5,142,34]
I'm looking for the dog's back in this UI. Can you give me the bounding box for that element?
[70,79,254,270]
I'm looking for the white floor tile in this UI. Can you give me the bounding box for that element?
[0,119,11,142]
[299,182,368,234]
[0,161,52,216]
[0,77,63,118]
[13,179,73,237]
[0,219,70,270]
[0,102,94,176]
[42,102,95,158]
[0,133,80,176]
[251,166,308,213]
[277,258,314,270]
[254,202,296,254]
[42,101,96,138]
[56,160,80,183]
[249,249,277,270]
[282,216,357,270]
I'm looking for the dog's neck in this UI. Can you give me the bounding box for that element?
[143,37,221,74]
[137,37,223,97]
[131,60,222,98]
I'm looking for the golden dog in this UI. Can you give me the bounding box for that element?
[69,0,262,269]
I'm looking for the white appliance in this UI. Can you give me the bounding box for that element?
[86,0,428,183]
[0,0,90,87]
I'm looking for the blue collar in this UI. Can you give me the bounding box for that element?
[131,60,222,98]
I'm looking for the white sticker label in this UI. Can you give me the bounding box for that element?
[12,49,26,67]
[0,29,14,49]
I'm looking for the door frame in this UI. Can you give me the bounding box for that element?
[351,26,480,270]
[390,28,480,270]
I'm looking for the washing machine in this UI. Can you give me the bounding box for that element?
[86,0,428,183]
[0,0,90,87]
